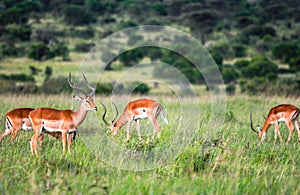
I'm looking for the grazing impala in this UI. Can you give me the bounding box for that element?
[101,99,168,140]
[29,73,97,156]
[250,104,300,143]
[1,108,34,142]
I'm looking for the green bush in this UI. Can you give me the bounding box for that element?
[234,60,249,70]
[232,44,247,57]
[239,77,300,97]
[241,56,278,79]
[222,67,239,84]
[289,57,300,72]
[41,77,72,94]
[96,83,113,95]
[152,3,168,15]
[8,26,31,41]
[0,73,34,82]
[226,84,236,96]
[131,82,150,95]
[63,5,95,25]
[51,44,70,61]
[74,42,95,52]
[28,43,54,61]
[272,42,299,63]
[0,1,40,25]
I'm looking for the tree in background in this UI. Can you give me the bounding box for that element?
[183,10,218,45]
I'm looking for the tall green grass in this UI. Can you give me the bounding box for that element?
[1,94,300,194]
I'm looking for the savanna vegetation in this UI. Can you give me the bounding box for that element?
[1,0,300,194]
[1,94,300,194]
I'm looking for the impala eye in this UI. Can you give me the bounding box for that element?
[86,100,90,103]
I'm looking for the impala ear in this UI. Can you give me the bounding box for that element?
[73,95,83,102]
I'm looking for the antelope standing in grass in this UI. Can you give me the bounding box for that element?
[29,73,97,156]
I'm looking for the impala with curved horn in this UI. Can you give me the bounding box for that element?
[29,73,97,156]
[101,98,168,140]
[250,104,300,143]
[1,108,34,142]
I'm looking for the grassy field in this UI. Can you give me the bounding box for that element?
[1,94,300,194]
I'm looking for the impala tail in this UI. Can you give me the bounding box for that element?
[161,108,168,125]
[157,105,168,125]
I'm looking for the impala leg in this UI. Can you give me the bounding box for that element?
[275,122,283,143]
[67,132,75,154]
[38,133,44,150]
[286,120,294,143]
[294,120,300,143]
[30,129,40,157]
[150,117,161,139]
[135,119,142,140]
[10,124,22,143]
[61,131,67,155]
[0,128,12,142]
[126,121,132,140]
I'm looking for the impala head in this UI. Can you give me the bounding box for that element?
[250,114,263,138]
[100,102,119,136]
[69,72,97,112]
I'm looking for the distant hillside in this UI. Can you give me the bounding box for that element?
[0,0,300,96]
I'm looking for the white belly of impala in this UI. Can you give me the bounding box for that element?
[42,120,65,132]
[134,113,148,120]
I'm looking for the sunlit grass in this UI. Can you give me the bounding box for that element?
[1,94,300,194]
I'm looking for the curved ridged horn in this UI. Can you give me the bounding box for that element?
[100,102,109,125]
[111,102,118,123]
[82,73,96,97]
[68,72,88,97]
[250,114,259,134]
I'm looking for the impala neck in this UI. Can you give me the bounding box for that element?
[114,112,128,129]
[74,103,88,127]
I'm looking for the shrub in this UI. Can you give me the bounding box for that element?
[272,42,299,63]
[241,56,278,79]
[0,73,34,82]
[28,43,54,61]
[232,44,246,57]
[74,42,95,52]
[41,77,72,94]
[96,83,113,95]
[131,82,150,95]
[71,28,95,39]
[222,67,239,84]
[51,44,70,61]
[234,60,249,70]
[152,3,168,15]
[239,78,300,97]
[8,26,31,41]
[63,5,95,25]
[226,84,236,96]
[289,57,300,72]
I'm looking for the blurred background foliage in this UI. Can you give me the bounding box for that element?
[0,0,299,96]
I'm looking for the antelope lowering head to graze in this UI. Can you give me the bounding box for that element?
[250,104,300,144]
[1,108,34,143]
[29,73,97,157]
[101,98,168,140]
